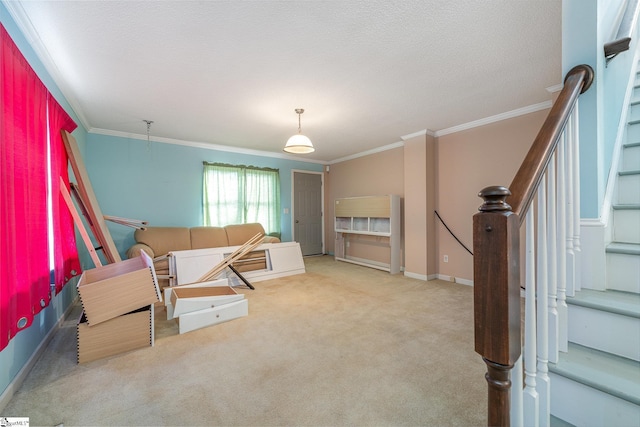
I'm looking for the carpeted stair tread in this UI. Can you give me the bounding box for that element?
[567,289,640,318]
[549,343,640,406]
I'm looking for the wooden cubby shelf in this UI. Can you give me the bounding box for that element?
[334,195,400,274]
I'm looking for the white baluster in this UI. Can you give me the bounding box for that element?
[572,104,582,292]
[565,112,576,297]
[524,208,539,427]
[512,355,524,427]
[547,150,559,364]
[557,131,569,352]
[537,177,551,427]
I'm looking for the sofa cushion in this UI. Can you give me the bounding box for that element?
[190,226,229,249]
[133,227,191,257]
[224,223,267,246]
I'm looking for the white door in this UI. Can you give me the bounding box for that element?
[293,172,323,256]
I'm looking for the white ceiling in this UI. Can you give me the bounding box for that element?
[6,0,561,163]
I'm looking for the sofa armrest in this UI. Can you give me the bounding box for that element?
[262,236,281,244]
[126,243,155,259]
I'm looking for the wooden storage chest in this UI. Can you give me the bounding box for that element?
[77,252,161,325]
[76,305,154,364]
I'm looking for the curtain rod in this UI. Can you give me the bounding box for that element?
[203,161,279,173]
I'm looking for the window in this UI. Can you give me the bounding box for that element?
[203,162,281,237]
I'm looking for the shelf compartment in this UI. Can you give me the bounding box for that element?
[335,217,352,231]
[370,217,391,233]
[353,217,369,231]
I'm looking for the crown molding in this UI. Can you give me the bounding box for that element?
[401,129,427,140]
[93,125,405,166]
[401,129,437,141]
[329,141,405,164]
[546,83,563,94]
[3,0,91,131]
[89,128,328,165]
[435,100,553,137]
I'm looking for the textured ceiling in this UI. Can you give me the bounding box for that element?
[6,0,562,162]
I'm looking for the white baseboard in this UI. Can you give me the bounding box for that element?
[437,274,474,287]
[404,271,428,281]
[0,297,78,413]
[339,255,391,271]
[404,272,438,281]
[456,277,474,286]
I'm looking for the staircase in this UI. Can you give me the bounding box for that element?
[548,70,640,427]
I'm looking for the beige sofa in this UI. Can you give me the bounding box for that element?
[126,223,280,287]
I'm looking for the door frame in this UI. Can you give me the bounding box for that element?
[291,169,325,255]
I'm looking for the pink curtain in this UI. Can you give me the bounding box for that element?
[1,24,50,351]
[48,94,80,293]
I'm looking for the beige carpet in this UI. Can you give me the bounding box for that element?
[4,255,487,426]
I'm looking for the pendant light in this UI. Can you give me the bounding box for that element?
[283,108,314,154]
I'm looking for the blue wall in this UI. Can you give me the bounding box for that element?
[563,0,639,218]
[85,132,324,259]
[0,1,88,403]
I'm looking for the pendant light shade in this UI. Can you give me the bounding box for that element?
[284,108,314,154]
[284,133,314,153]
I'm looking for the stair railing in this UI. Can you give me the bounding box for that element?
[604,0,640,63]
[473,64,594,427]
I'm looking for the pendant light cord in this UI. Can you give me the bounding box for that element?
[143,120,154,149]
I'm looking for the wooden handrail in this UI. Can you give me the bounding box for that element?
[604,0,640,62]
[507,64,593,224]
[472,64,593,427]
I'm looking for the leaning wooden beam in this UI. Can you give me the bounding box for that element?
[202,241,262,281]
[198,245,260,283]
[70,182,93,227]
[104,215,148,225]
[61,130,121,263]
[206,232,263,273]
[60,177,102,267]
[104,215,147,230]
[195,233,263,282]
[197,234,263,282]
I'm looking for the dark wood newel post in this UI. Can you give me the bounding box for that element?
[473,186,522,427]
[470,64,592,426]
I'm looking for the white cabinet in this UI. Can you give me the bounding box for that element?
[334,195,400,273]
[167,242,306,287]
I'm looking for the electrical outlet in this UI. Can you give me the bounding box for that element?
[444,255,449,262]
